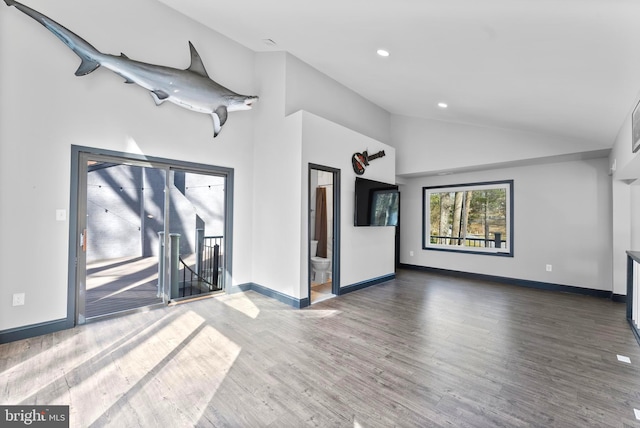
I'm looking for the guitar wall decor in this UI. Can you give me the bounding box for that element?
[351,150,386,175]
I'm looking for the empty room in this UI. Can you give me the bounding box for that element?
[2,0,640,426]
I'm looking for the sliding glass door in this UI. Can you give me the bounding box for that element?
[72,148,233,324]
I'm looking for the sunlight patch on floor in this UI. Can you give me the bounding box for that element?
[217,293,261,319]
[80,310,241,426]
[139,318,242,425]
[0,311,174,405]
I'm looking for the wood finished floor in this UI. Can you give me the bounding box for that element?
[2,269,640,427]
[311,281,334,304]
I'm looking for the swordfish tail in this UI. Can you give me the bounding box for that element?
[4,0,102,76]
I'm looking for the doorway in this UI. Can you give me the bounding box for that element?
[70,147,233,324]
[308,164,340,304]
[79,159,166,321]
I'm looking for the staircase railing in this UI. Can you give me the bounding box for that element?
[200,236,224,288]
[158,232,225,299]
[178,256,222,297]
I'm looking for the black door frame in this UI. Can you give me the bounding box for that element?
[308,163,341,302]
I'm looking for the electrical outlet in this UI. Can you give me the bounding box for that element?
[410,251,414,257]
[12,293,25,306]
[546,264,552,272]
[56,209,66,221]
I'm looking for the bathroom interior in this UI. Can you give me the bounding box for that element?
[310,168,334,304]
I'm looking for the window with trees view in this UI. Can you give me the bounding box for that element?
[423,180,513,256]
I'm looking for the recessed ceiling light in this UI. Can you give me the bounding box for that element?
[438,102,448,109]
[377,49,390,57]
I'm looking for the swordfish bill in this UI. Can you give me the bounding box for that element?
[3,0,258,137]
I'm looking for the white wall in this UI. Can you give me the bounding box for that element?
[392,115,610,176]
[632,186,640,249]
[285,54,391,144]
[0,0,257,331]
[250,52,304,298]
[609,99,640,295]
[300,112,396,294]
[612,180,631,295]
[400,158,613,291]
[250,52,397,300]
[611,112,640,181]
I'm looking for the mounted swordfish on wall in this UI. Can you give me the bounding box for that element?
[3,0,258,137]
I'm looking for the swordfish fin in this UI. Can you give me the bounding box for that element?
[187,41,209,77]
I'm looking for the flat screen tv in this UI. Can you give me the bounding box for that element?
[354,177,400,226]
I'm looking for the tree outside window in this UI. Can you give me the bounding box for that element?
[423,180,513,256]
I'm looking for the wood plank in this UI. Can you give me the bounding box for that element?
[2,269,640,427]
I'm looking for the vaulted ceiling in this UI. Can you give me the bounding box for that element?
[159,0,640,147]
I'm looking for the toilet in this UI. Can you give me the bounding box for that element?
[310,240,331,284]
